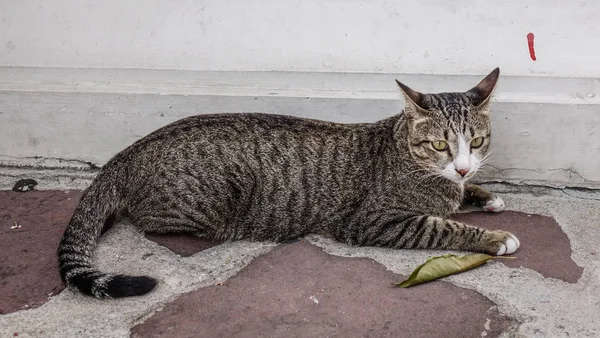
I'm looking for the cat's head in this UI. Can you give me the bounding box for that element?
[396,68,499,184]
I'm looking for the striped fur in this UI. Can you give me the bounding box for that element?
[58,67,519,299]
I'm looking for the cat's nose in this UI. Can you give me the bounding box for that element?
[456,168,469,177]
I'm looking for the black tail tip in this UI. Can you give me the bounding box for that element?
[105,275,159,298]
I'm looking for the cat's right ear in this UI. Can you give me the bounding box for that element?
[395,80,430,119]
[396,79,424,108]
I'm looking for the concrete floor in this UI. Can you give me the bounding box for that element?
[1,184,599,337]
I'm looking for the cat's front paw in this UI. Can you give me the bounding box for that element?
[482,230,520,255]
[482,195,505,213]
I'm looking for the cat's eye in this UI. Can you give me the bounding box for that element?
[431,140,448,151]
[470,137,484,149]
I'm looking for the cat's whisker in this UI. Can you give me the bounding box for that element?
[407,171,443,193]
[398,167,438,179]
[474,169,489,177]
[479,163,495,172]
[480,149,497,164]
[480,153,495,164]
[479,155,496,168]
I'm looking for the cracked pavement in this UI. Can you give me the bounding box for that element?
[1,185,599,337]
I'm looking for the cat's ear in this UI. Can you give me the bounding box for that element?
[395,79,425,109]
[467,67,500,108]
[395,80,431,120]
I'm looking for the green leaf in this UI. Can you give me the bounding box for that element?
[394,253,497,288]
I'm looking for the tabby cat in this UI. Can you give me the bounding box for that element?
[58,67,518,299]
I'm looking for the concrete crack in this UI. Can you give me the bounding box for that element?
[560,189,600,201]
[479,164,595,190]
[485,164,590,182]
[0,154,100,171]
[480,181,600,201]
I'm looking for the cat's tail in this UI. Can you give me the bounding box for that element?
[57,162,158,299]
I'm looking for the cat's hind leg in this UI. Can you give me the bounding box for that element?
[124,186,217,238]
[464,183,505,212]
[125,174,247,240]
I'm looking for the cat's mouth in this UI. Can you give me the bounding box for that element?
[440,169,477,184]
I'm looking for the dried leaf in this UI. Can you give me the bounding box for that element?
[394,253,505,288]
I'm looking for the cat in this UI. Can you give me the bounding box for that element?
[57,67,518,299]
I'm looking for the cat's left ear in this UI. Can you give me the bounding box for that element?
[467,67,500,108]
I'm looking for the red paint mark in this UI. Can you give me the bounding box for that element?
[527,33,536,61]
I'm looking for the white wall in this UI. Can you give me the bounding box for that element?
[1,0,599,190]
[2,0,599,76]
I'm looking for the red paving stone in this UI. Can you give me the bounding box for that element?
[452,211,583,283]
[0,190,81,314]
[131,241,512,338]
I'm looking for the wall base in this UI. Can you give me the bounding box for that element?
[1,67,599,189]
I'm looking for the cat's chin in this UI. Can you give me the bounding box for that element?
[441,175,471,186]
[440,172,467,184]
[452,179,468,185]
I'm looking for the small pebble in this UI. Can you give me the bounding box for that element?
[12,179,38,193]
